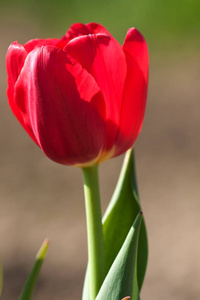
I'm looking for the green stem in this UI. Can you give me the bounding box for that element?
[82,164,105,300]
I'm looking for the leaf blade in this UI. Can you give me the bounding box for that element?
[103,149,148,290]
[0,256,2,298]
[96,212,143,300]
[82,148,148,299]
[19,239,49,300]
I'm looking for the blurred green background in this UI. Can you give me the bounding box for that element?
[1,0,200,51]
[0,0,200,300]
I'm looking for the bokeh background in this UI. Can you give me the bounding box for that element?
[1,0,200,299]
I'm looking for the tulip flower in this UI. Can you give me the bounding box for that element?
[6,22,148,167]
[6,23,149,300]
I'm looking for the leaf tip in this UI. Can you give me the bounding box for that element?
[36,238,49,260]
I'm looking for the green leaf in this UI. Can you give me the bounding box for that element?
[82,149,148,300]
[96,212,143,300]
[19,239,49,300]
[103,148,148,291]
[0,257,2,298]
[82,267,89,300]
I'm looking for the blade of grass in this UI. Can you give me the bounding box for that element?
[19,239,49,300]
[0,256,2,298]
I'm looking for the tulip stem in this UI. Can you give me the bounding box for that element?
[82,164,105,300]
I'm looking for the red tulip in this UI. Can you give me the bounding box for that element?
[6,23,148,167]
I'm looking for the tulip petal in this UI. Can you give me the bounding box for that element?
[86,22,111,35]
[65,23,94,38]
[115,28,149,156]
[66,56,106,121]
[6,42,27,90]
[58,22,111,49]
[66,34,127,150]
[24,38,60,53]
[15,46,106,165]
[57,23,93,49]
[65,22,111,37]
[6,42,39,143]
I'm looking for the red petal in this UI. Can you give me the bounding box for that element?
[65,33,127,150]
[23,38,60,52]
[15,46,106,165]
[5,42,38,143]
[6,42,27,90]
[66,54,106,121]
[57,23,92,49]
[68,22,111,36]
[59,22,111,47]
[58,22,112,53]
[65,23,93,38]
[81,22,111,35]
[115,28,149,156]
